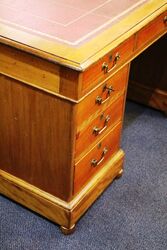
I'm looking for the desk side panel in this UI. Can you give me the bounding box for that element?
[0,74,75,200]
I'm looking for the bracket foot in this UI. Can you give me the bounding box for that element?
[60,224,76,235]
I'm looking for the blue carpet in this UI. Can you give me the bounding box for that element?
[0,101,167,250]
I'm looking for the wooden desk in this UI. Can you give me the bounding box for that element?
[0,0,166,234]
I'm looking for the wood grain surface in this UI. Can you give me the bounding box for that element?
[0,169,70,228]
[75,95,125,160]
[81,36,134,95]
[71,150,124,226]
[135,11,167,50]
[0,74,75,201]
[0,43,81,100]
[74,122,122,193]
[0,43,60,93]
[0,150,124,229]
[76,65,129,125]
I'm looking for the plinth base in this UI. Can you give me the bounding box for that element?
[0,150,124,234]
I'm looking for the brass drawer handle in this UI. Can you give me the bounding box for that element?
[102,52,120,74]
[164,16,167,25]
[93,115,110,136]
[91,147,108,167]
[96,85,114,105]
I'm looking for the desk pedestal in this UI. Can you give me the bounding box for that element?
[128,35,167,114]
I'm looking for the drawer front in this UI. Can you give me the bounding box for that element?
[74,122,122,194]
[75,94,124,161]
[81,36,134,95]
[77,65,129,127]
[136,11,167,50]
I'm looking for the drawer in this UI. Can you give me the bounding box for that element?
[75,94,124,161]
[81,36,134,95]
[74,122,122,194]
[76,65,129,127]
[136,11,167,50]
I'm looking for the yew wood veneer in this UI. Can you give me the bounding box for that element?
[0,0,166,234]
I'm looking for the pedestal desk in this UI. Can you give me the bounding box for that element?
[0,0,166,234]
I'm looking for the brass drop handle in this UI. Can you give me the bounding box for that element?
[96,85,114,105]
[102,52,120,74]
[93,115,110,136]
[164,16,167,25]
[91,147,108,167]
